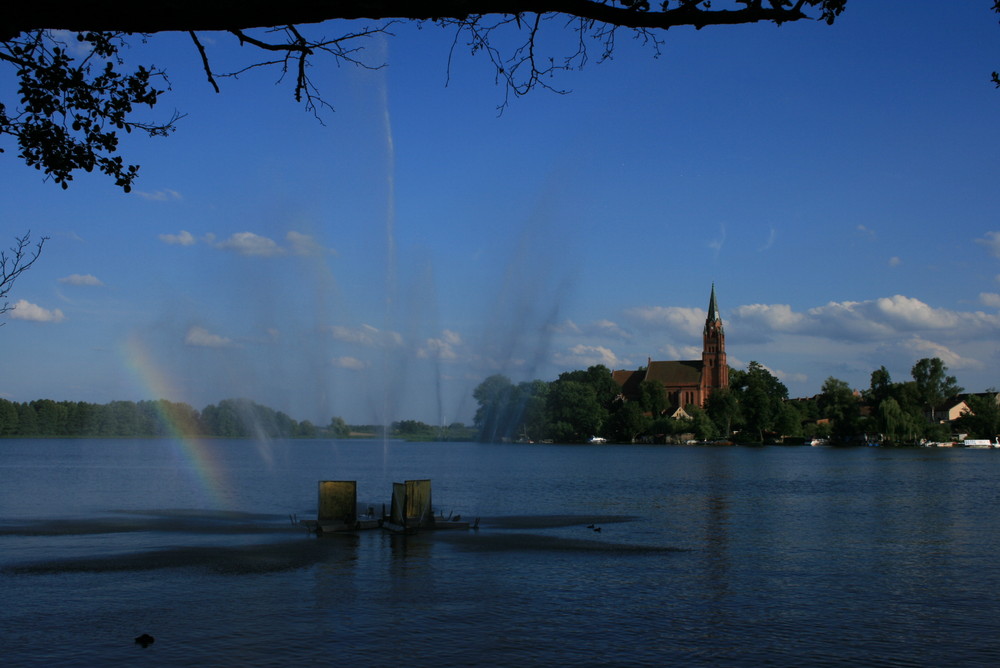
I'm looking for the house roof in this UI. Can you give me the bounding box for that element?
[645,360,703,387]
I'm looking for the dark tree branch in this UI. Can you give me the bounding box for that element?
[189,31,220,93]
[1,1,846,41]
[1,232,47,319]
[0,1,852,190]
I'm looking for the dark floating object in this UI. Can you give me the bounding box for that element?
[593,527,602,533]
[135,633,155,648]
[586,524,595,529]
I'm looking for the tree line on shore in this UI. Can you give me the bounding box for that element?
[0,397,475,441]
[473,357,1000,445]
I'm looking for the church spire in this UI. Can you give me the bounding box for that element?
[702,283,728,398]
[705,282,722,331]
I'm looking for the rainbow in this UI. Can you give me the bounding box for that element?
[123,334,231,508]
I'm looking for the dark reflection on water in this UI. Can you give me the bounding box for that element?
[3,439,1000,666]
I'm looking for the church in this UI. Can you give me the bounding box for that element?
[612,285,729,415]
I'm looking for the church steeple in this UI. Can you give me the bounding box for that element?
[706,283,721,326]
[701,283,728,399]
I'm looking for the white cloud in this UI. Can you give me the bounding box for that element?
[137,189,182,202]
[625,306,706,337]
[708,223,726,254]
[328,324,402,347]
[48,30,91,56]
[733,303,805,331]
[983,293,1000,308]
[332,356,368,370]
[418,341,455,360]
[159,230,196,246]
[731,295,1000,342]
[759,226,776,251]
[286,231,333,256]
[888,256,902,267]
[898,336,977,369]
[871,295,961,329]
[591,319,632,340]
[549,320,583,335]
[660,344,702,360]
[976,231,1000,258]
[554,344,627,369]
[215,232,285,257]
[773,369,808,383]
[58,273,104,286]
[553,318,631,340]
[184,326,234,348]
[8,300,65,323]
[856,224,876,239]
[419,330,462,360]
[161,229,332,256]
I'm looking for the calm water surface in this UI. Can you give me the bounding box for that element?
[2,439,1000,666]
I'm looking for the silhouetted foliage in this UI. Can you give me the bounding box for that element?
[0,2,859,189]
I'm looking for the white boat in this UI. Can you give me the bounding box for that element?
[588,436,607,444]
[964,439,1000,449]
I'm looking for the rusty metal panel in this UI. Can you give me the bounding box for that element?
[405,479,433,527]
[317,480,357,523]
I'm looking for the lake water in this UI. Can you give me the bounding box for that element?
[3,439,1000,666]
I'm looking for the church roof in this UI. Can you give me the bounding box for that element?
[645,360,703,387]
[611,369,645,395]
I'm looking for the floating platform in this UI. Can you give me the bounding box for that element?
[382,479,477,534]
[300,480,382,534]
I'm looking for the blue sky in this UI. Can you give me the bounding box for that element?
[2,2,999,425]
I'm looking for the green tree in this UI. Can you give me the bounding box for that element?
[605,401,650,444]
[911,357,963,419]
[818,377,862,444]
[328,416,350,438]
[775,399,804,439]
[16,402,38,436]
[878,397,908,444]
[731,361,788,442]
[955,391,1000,440]
[518,380,550,442]
[637,379,666,416]
[865,366,894,408]
[546,379,604,443]
[473,374,516,442]
[687,404,718,441]
[705,386,738,438]
[557,365,620,413]
[31,399,67,436]
[0,398,19,435]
